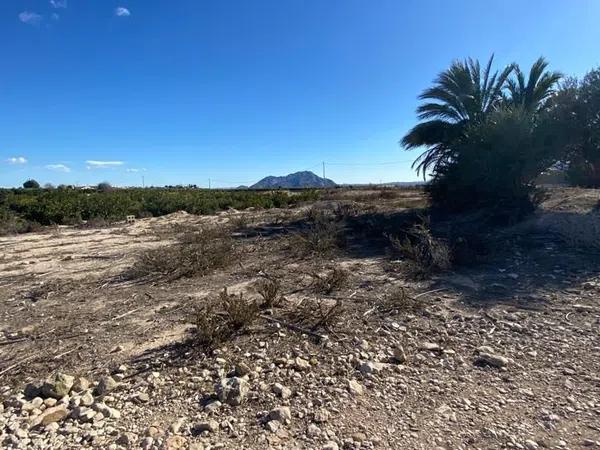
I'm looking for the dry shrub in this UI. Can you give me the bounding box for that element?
[310,267,350,294]
[192,287,259,348]
[388,219,451,276]
[380,286,423,313]
[230,214,249,231]
[333,202,366,220]
[289,209,345,257]
[0,216,42,236]
[289,297,343,330]
[193,302,230,348]
[256,277,283,308]
[125,226,235,281]
[220,287,259,330]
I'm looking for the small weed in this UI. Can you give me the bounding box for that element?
[256,277,283,308]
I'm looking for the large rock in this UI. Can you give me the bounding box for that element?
[347,380,364,396]
[358,361,384,375]
[31,405,69,428]
[195,420,219,433]
[392,346,407,363]
[72,377,91,393]
[165,436,187,450]
[80,392,94,407]
[24,382,42,400]
[294,357,311,371]
[216,377,249,406]
[476,352,509,368]
[41,373,74,399]
[272,383,292,399]
[117,432,138,447]
[95,376,119,396]
[268,406,291,424]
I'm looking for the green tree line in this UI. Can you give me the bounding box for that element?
[0,187,318,234]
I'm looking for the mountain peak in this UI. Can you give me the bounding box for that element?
[250,171,336,189]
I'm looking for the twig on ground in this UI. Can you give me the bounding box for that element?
[260,315,328,341]
[414,288,446,299]
[0,354,38,378]
[110,308,140,322]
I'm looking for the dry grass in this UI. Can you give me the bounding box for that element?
[230,214,249,231]
[22,280,75,303]
[125,226,235,281]
[77,217,112,229]
[333,202,372,220]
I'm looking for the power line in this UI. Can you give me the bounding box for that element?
[130,158,416,188]
[324,159,414,166]
[210,178,256,186]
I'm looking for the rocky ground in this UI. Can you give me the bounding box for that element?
[1,188,599,449]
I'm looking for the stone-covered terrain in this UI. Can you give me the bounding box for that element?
[1,188,599,449]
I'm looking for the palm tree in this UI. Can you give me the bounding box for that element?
[507,57,562,112]
[402,55,514,175]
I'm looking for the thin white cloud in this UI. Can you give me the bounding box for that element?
[115,7,131,17]
[50,0,67,9]
[46,164,71,173]
[51,13,60,21]
[18,11,43,26]
[126,168,147,173]
[86,160,124,169]
[7,156,28,165]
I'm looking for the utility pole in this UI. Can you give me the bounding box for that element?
[208,178,211,189]
[142,176,145,188]
[322,161,326,179]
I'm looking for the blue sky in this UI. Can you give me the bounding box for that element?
[1,0,599,187]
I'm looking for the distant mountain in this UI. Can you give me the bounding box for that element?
[250,171,336,189]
